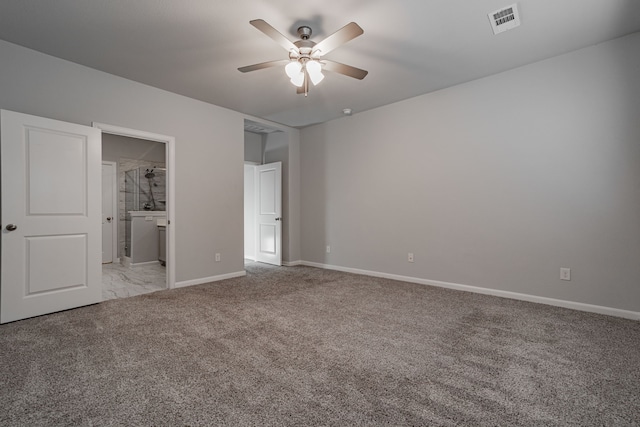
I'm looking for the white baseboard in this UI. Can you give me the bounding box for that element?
[174,270,246,289]
[301,261,640,321]
[283,260,303,267]
[130,260,161,267]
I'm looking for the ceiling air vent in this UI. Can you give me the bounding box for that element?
[244,120,282,134]
[488,4,520,35]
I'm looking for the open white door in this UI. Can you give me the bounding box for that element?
[1,110,102,324]
[255,162,282,266]
[102,162,116,264]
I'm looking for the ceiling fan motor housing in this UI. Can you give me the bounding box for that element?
[297,26,312,40]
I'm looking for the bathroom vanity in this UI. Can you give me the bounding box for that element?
[126,211,166,265]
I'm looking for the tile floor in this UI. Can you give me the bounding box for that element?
[102,262,167,300]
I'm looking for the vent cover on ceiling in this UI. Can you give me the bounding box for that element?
[244,120,282,134]
[488,4,521,35]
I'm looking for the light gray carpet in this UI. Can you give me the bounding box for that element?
[1,263,638,426]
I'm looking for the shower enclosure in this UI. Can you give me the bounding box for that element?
[124,167,166,258]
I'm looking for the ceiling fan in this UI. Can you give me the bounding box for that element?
[238,19,368,96]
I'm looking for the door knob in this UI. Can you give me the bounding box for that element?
[275,217,282,221]
[106,217,112,222]
[5,224,17,231]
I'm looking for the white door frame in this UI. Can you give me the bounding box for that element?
[243,163,257,262]
[93,122,176,290]
[102,160,118,263]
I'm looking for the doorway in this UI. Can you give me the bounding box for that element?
[243,119,288,266]
[95,122,176,298]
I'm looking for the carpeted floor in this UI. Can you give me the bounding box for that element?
[1,263,638,426]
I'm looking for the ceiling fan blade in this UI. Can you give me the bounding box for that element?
[238,59,289,73]
[250,19,297,52]
[322,60,368,80]
[313,22,364,56]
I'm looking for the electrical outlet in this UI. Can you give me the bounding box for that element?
[560,267,571,281]
[215,253,221,262]
[408,253,414,263]
[326,245,331,253]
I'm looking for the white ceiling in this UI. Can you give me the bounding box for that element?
[1,1,639,128]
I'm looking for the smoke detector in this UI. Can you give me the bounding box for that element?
[488,4,521,35]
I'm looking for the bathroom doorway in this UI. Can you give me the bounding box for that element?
[97,123,175,300]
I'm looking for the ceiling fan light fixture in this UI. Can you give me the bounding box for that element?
[309,72,324,86]
[290,71,305,87]
[306,60,324,85]
[285,61,302,78]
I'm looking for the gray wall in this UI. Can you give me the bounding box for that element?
[244,131,262,163]
[285,130,301,263]
[0,39,298,283]
[102,133,166,163]
[300,32,640,312]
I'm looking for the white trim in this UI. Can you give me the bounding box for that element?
[283,260,303,267]
[93,122,172,143]
[101,160,118,264]
[130,260,162,267]
[300,261,640,321]
[93,122,176,291]
[175,271,246,288]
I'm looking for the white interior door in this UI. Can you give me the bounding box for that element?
[102,162,116,264]
[255,162,282,266]
[1,110,102,324]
